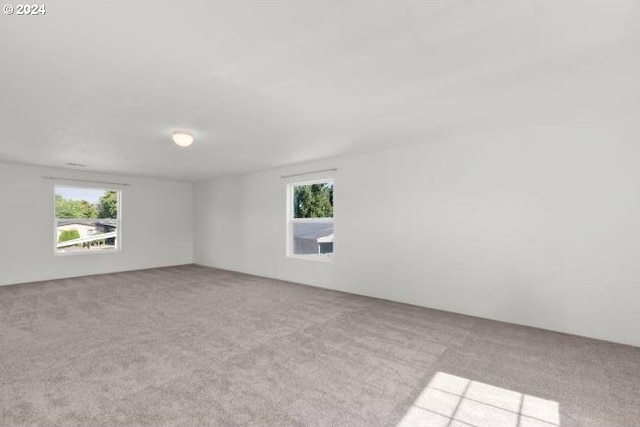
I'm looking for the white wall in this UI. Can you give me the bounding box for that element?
[194,115,640,347]
[0,162,193,286]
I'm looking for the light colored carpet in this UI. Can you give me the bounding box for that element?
[0,264,638,426]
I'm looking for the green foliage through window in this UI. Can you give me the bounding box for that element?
[55,195,98,219]
[294,182,333,218]
[97,191,118,219]
[58,229,81,243]
[55,190,118,219]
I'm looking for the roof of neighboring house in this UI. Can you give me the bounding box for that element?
[293,223,333,242]
[57,219,117,227]
[317,234,333,243]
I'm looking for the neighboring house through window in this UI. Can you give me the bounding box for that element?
[54,185,121,254]
[287,178,334,260]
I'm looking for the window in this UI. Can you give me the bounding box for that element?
[54,186,120,254]
[287,179,334,260]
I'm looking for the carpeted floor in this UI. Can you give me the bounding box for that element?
[0,264,638,427]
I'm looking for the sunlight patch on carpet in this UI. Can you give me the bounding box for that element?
[397,372,560,427]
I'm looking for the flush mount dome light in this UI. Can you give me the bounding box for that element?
[172,131,194,147]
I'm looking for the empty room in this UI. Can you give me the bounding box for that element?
[1,1,639,426]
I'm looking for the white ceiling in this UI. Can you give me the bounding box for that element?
[1,0,639,181]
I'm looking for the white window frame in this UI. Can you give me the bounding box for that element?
[53,185,122,256]
[286,178,334,262]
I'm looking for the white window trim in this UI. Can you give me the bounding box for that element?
[286,178,335,262]
[53,185,122,256]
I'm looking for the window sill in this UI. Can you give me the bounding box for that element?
[287,254,334,262]
[54,248,121,256]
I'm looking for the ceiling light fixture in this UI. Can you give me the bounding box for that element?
[172,131,194,147]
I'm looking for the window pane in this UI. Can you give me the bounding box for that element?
[293,182,333,219]
[292,221,334,255]
[55,186,119,253]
